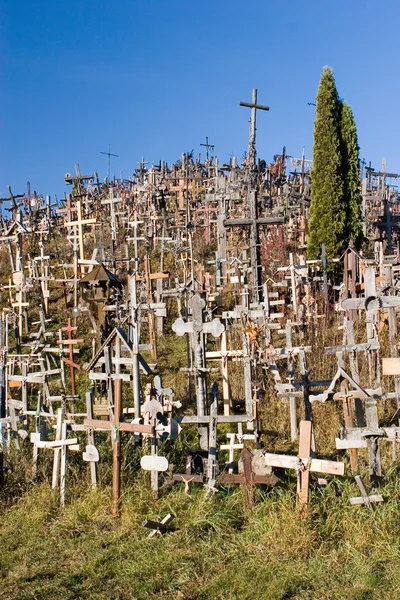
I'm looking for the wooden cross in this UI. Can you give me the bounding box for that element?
[11,289,29,338]
[64,200,96,275]
[239,88,270,166]
[142,513,174,538]
[56,195,78,222]
[84,415,153,516]
[172,293,225,450]
[57,319,83,395]
[169,178,186,211]
[32,408,80,506]
[218,448,279,506]
[263,421,345,509]
[220,433,243,474]
[350,475,383,511]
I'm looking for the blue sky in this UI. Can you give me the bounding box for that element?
[1,0,398,199]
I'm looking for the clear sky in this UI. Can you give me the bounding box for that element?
[1,0,399,200]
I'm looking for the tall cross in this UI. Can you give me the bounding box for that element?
[100,144,118,180]
[239,88,270,166]
[200,136,214,160]
[64,164,94,187]
[1,186,24,218]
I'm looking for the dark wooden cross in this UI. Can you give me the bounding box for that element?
[239,88,270,166]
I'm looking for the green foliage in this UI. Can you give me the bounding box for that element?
[2,479,400,599]
[308,68,363,260]
[340,101,363,250]
[308,67,345,260]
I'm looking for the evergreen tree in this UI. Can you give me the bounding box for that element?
[308,67,345,259]
[339,101,363,250]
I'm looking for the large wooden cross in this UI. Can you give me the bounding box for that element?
[263,420,345,509]
[172,293,225,450]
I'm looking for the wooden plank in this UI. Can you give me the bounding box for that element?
[84,418,152,434]
[263,453,345,475]
[382,357,400,375]
[298,420,312,506]
[350,495,384,505]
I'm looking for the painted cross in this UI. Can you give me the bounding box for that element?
[57,319,83,396]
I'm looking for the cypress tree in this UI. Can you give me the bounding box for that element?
[339,101,363,250]
[308,67,346,260]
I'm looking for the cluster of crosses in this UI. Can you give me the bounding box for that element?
[1,90,400,515]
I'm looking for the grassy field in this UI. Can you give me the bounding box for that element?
[1,471,400,600]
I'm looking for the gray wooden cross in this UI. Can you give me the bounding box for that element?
[350,475,383,511]
[263,420,345,509]
[239,88,269,166]
[172,293,224,450]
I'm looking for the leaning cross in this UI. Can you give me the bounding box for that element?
[350,475,383,511]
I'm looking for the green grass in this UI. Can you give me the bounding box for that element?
[1,475,400,600]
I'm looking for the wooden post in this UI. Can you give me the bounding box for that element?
[112,376,122,517]
[85,389,97,488]
[52,408,63,490]
[297,420,312,508]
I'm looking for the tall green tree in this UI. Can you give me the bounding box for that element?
[339,101,363,250]
[308,67,346,260]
